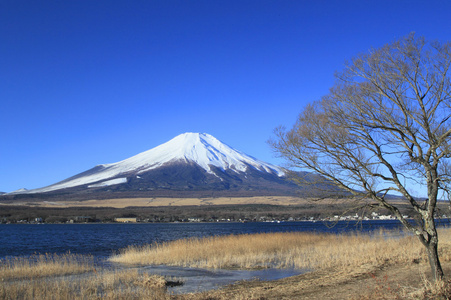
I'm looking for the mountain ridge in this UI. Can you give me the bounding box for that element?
[5,133,300,199]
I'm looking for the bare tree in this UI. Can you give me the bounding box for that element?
[270,34,451,281]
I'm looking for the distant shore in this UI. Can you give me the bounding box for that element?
[2,196,449,224]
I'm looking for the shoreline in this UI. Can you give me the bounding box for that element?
[3,258,448,299]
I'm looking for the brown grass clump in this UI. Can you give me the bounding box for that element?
[138,273,169,290]
[109,230,425,272]
[418,279,451,299]
[0,252,95,280]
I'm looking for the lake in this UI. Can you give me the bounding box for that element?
[0,220,425,259]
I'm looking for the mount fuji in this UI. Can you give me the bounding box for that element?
[6,133,302,200]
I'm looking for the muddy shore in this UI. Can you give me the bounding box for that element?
[179,261,451,299]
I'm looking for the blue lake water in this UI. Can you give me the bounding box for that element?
[0,220,428,259]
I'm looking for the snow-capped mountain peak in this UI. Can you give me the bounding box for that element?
[121,132,284,175]
[22,133,285,194]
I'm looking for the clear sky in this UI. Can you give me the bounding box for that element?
[1,0,451,193]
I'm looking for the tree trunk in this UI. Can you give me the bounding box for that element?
[426,240,444,282]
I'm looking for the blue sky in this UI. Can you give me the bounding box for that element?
[1,0,451,193]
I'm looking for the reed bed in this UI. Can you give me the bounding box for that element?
[109,229,451,272]
[0,268,173,300]
[0,252,95,280]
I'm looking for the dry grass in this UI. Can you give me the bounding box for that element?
[0,252,181,299]
[0,252,95,280]
[110,230,427,272]
[0,269,175,300]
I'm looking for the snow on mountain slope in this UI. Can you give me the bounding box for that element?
[7,188,28,195]
[87,177,128,188]
[25,133,284,194]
